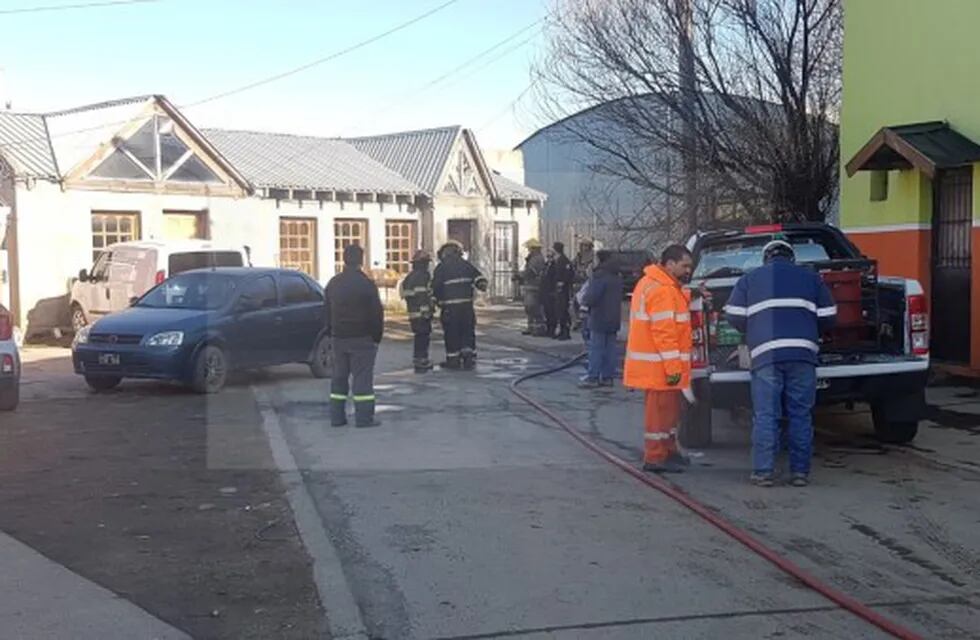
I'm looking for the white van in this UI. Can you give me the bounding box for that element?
[70,240,251,331]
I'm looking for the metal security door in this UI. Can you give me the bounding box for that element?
[932,167,973,362]
[492,222,518,301]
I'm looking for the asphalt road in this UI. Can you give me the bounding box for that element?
[5,311,980,639]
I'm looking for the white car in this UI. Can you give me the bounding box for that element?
[0,303,19,411]
[70,240,251,332]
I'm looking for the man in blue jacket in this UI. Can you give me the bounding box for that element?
[724,240,837,487]
[578,250,624,388]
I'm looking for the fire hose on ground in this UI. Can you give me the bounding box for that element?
[508,353,923,640]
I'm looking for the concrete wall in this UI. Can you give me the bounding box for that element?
[10,181,419,330]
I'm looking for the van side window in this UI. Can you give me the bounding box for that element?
[91,252,111,281]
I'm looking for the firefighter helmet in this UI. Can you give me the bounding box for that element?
[411,250,432,263]
[523,238,542,250]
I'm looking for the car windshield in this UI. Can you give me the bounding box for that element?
[694,237,831,278]
[136,273,237,310]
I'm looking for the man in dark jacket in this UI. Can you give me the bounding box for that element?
[324,244,384,428]
[578,250,623,388]
[517,239,547,336]
[725,240,837,487]
[551,242,575,341]
[399,250,434,373]
[432,241,488,370]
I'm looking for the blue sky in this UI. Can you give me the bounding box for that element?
[0,0,550,149]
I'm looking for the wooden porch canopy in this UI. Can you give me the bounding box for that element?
[845,121,980,179]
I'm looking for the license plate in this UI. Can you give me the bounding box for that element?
[816,378,830,390]
[98,353,120,366]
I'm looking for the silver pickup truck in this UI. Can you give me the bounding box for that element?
[0,303,19,411]
[681,223,930,448]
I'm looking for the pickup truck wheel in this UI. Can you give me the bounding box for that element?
[679,380,712,448]
[871,405,919,444]
[85,375,122,392]
[309,333,332,379]
[0,383,18,411]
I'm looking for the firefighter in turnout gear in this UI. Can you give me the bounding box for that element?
[324,244,384,428]
[550,242,575,341]
[400,250,435,373]
[432,240,488,370]
[517,238,547,336]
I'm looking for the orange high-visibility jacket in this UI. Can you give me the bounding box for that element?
[623,264,693,390]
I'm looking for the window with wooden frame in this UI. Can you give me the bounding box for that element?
[279,218,318,278]
[163,211,208,240]
[91,212,140,262]
[334,219,368,273]
[385,221,417,274]
[89,115,222,184]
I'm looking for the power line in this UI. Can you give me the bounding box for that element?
[0,0,464,149]
[185,0,464,108]
[476,78,537,132]
[350,17,545,133]
[0,0,159,15]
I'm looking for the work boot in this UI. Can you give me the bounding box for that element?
[643,459,685,474]
[666,451,691,467]
[441,356,462,370]
[461,351,476,371]
[329,395,347,427]
[789,473,809,487]
[413,358,433,374]
[750,472,775,487]
[556,329,572,341]
[599,378,614,388]
[578,378,600,389]
[354,399,378,428]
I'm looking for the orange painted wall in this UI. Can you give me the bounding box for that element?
[848,229,932,298]
[973,227,980,370]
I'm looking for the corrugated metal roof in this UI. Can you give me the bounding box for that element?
[202,128,423,195]
[348,126,461,195]
[491,172,546,202]
[0,112,58,178]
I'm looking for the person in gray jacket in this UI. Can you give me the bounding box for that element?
[516,238,547,336]
[324,244,384,428]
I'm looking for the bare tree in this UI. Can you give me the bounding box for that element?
[533,0,842,233]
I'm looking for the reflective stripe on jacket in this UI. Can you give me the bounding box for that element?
[623,264,692,390]
[399,267,433,319]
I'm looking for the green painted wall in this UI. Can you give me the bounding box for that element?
[841,0,980,226]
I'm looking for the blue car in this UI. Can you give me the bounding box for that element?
[72,268,331,393]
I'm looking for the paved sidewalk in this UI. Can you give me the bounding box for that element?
[0,532,188,640]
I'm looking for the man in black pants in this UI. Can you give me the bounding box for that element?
[551,241,575,341]
[324,244,384,427]
[432,241,488,370]
[399,250,434,373]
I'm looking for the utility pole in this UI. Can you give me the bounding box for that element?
[677,0,698,234]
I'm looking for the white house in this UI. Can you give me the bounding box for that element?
[0,95,544,334]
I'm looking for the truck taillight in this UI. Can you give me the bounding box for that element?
[691,309,708,368]
[1,354,12,374]
[155,270,167,285]
[907,294,929,356]
[0,311,11,341]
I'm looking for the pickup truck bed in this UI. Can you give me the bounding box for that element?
[681,223,929,448]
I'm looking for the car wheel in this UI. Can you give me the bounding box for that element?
[85,375,122,392]
[191,345,227,394]
[70,304,88,333]
[0,382,18,411]
[678,379,712,448]
[872,405,919,444]
[309,333,332,379]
